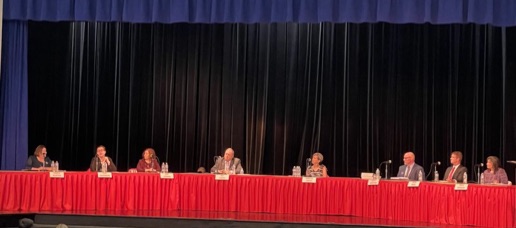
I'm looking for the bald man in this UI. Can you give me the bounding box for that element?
[211,148,244,174]
[396,151,425,181]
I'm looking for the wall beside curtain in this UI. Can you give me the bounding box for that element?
[27,22,516,181]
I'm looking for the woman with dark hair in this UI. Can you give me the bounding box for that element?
[136,148,161,172]
[483,156,509,184]
[25,145,52,171]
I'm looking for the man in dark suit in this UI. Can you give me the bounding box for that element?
[443,151,468,182]
[210,148,244,174]
[396,152,425,180]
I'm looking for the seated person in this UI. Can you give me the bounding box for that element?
[306,152,328,177]
[89,145,117,172]
[483,156,509,184]
[136,148,161,172]
[444,151,468,182]
[396,151,425,180]
[210,148,244,174]
[25,145,52,171]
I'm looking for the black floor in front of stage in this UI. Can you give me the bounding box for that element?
[1,211,442,228]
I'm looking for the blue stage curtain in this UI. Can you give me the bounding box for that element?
[3,0,516,26]
[0,21,29,170]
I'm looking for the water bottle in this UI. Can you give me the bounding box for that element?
[101,162,107,173]
[51,161,55,172]
[418,170,423,181]
[434,170,439,181]
[230,165,236,174]
[165,162,169,173]
[480,173,485,184]
[161,162,165,173]
[463,172,467,184]
[55,161,59,172]
[292,166,296,176]
[375,168,381,180]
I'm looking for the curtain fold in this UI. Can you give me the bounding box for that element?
[26,22,516,179]
[0,20,28,170]
[3,0,516,26]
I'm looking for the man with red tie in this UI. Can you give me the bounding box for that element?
[443,151,468,182]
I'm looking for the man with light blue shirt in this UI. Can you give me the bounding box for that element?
[396,152,425,181]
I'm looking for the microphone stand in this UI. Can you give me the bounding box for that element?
[95,155,99,172]
[384,163,389,180]
[477,166,481,184]
[425,164,434,179]
[434,164,437,177]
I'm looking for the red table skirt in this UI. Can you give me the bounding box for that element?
[1,172,514,227]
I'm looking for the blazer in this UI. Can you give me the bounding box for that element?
[396,163,425,181]
[443,165,468,182]
[210,157,243,174]
[25,155,52,169]
[90,156,117,172]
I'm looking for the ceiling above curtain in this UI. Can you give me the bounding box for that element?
[4,0,516,26]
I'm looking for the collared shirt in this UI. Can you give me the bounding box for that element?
[404,164,413,177]
[448,165,460,178]
[224,161,231,170]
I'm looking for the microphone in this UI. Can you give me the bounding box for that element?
[379,160,392,165]
[426,161,441,179]
[378,160,392,179]
[475,163,484,183]
[306,158,312,169]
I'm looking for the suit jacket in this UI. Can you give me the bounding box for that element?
[90,156,117,172]
[210,157,243,174]
[396,163,425,181]
[443,165,468,182]
[25,155,52,169]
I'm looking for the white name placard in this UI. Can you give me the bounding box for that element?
[407,181,420,188]
[454,183,468,191]
[160,173,174,179]
[49,172,64,178]
[97,172,113,178]
[302,176,317,183]
[215,174,230,180]
[367,179,380,186]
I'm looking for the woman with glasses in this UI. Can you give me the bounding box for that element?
[25,145,52,171]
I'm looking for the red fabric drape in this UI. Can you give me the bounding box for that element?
[1,172,514,227]
[0,171,179,211]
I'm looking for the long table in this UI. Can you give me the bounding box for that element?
[1,171,514,227]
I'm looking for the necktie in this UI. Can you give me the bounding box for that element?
[448,166,456,180]
[405,166,411,177]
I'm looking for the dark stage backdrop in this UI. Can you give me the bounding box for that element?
[28,22,516,181]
